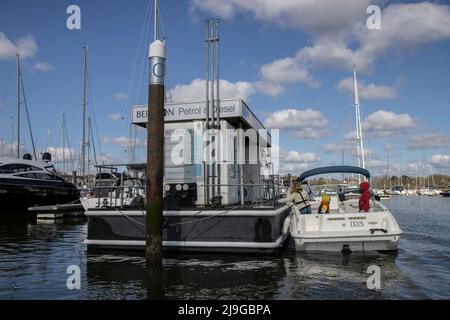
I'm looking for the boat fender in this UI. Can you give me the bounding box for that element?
[282,216,291,235]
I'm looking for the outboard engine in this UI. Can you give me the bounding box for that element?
[42,152,52,163]
[23,153,32,160]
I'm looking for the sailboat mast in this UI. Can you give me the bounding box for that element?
[10,116,14,158]
[16,54,20,159]
[353,65,365,171]
[87,116,91,178]
[63,113,66,174]
[82,46,88,184]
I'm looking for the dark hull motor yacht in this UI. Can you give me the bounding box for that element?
[0,153,80,214]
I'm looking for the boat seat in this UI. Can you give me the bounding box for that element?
[329,196,339,213]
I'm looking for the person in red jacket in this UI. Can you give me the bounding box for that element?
[359,181,371,212]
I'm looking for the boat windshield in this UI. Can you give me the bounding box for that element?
[311,185,339,196]
[44,165,57,175]
[0,163,44,174]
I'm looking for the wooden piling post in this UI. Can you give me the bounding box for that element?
[145,36,166,264]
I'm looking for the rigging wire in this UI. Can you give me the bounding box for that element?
[90,117,98,166]
[86,67,104,164]
[64,123,75,173]
[125,1,153,162]
[55,116,64,168]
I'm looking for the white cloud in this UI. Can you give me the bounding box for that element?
[408,134,450,150]
[108,113,123,121]
[323,142,372,158]
[198,2,450,97]
[113,93,128,101]
[294,128,330,140]
[323,143,354,154]
[258,57,320,88]
[0,33,37,60]
[33,61,54,72]
[98,153,124,165]
[296,40,368,72]
[281,150,321,163]
[253,81,285,97]
[360,2,450,62]
[362,110,416,137]
[430,154,450,169]
[278,149,321,174]
[344,130,357,142]
[265,108,329,139]
[0,140,29,158]
[103,136,146,148]
[169,78,255,102]
[189,0,369,36]
[46,146,76,162]
[295,2,450,73]
[265,108,327,129]
[337,77,396,100]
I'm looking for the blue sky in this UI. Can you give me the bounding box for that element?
[1,0,450,177]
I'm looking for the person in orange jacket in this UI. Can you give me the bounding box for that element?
[359,181,371,212]
[318,194,330,214]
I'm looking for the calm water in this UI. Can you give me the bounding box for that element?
[1,196,449,300]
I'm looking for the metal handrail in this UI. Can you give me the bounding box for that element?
[84,180,282,208]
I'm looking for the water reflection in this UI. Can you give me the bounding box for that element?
[84,250,427,300]
[2,197,449,299]
[86,253,288,299]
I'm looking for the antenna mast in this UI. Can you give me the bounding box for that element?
[154,0,159,41]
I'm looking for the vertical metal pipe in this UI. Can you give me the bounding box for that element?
[110,166,113,207]
[204,19,210,205]
[120,171,124,208]
[239,122,244,206]
[16,54,20,159]
[210,19,216,197]
[215,19,221,196]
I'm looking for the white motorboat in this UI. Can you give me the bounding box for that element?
[391,185,406,195]
[289,166,402,253]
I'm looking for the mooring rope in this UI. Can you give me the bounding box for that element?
[108,206,241,230]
